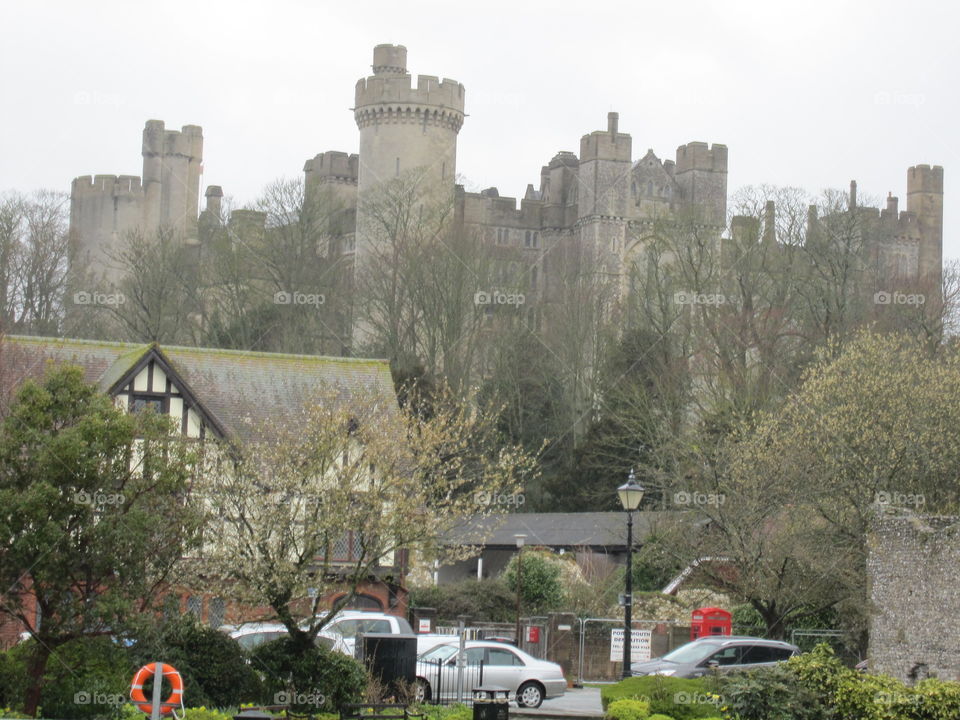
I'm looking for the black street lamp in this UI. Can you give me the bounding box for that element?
[514,534,526,646]
[617,469,645,679]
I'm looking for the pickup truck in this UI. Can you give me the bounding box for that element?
[224,611,452,657]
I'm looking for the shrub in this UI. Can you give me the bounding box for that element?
[503,550,564,613]
[127,615,260,708]
[601,676,721,719]
[409,579,516,623]
[647,715,675,720]
[716,664,829,720]
[607,698,651,720]
[251,634,366,712]
[18,636,129,720]
[182,708,234,720]
[713,643,960,720]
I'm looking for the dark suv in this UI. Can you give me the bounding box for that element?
[630,636,799,678]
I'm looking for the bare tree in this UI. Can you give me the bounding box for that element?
[0,190,68,336]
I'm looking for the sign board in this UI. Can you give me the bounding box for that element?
[526,626,540,643]
[418,618,432,633]
[610,628,652,662]
[557,624,572,631]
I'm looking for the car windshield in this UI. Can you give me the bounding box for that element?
[420,644,458,661]
[235,630,287,650]
[659,641,722,664]
[331,618,392,638]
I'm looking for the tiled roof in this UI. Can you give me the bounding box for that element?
[444,511,691,550]
[0,335,396,441]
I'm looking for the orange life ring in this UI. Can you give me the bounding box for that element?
[130,662,184,716]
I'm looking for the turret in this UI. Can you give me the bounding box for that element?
[353,45,465,198]
[69,174,146,283]
[204,185,223,216]
[304,151,359,204]
[578,112,632,219]
[906,164,944,283]
[141,120,203,241]
[673,142,728,225]
[68,118,203,285]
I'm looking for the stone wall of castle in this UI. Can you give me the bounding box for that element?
[867,515,960,682]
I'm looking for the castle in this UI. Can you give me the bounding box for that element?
[69,44,944,346]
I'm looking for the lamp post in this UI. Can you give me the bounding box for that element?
[618,469,645,679]
[514,533,526,646]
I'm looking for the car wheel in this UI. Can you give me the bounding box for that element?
[413,678,431,703]
[516,681,544,709]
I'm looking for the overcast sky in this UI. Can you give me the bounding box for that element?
[1,0,956,257]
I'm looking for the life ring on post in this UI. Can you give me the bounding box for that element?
[130,662,184,716]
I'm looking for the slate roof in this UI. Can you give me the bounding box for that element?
[0,335,396,441]
[444,512,687,550]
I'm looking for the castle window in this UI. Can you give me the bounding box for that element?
[497,228,509,246]
[525,231,532,247]
[647,181,653,196]
[531,266,538,290]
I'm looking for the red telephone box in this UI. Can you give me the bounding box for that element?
[690,607,732,640]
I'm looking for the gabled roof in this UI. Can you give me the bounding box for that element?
[0,335,396,442]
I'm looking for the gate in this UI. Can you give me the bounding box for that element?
[577,617,687,683]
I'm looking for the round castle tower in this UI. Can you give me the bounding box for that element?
[353,45,465,196]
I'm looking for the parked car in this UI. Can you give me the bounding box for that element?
[222,611,447,656]
[223,621,347,653]
[630,635,799,678]
[415,640,566,708]
[315,610,451,656]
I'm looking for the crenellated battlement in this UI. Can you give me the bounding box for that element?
[907,164,944,195]
[372,44,408,76]
[142,119,203,159]
[72,174,144,195]
[304,151,359,183]
[580,112,631,163]
[354,73,465,121]
[675,142,728,173]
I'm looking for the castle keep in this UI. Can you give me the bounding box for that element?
[69,45,944,338]
[71,120,203,282]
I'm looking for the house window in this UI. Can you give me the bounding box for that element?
[208,597,226,628]
[186,595,202,619]
[131,395,163,413]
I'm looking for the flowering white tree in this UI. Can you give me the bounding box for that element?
[195,383,536,644]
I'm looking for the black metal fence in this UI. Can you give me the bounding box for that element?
[418,658,486,705]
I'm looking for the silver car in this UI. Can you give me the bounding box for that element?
[630,636,799,678]
[415,640,566,708]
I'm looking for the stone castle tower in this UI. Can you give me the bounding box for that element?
[70,120,203,284]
